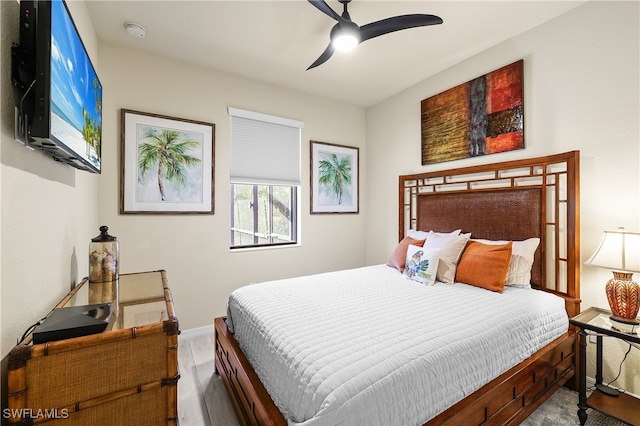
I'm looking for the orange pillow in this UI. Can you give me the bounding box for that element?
[455,241,513,293]
[387,237,426,271]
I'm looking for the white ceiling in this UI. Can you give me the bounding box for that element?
[86,0,585,108]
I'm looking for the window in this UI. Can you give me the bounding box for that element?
[230,184,297,248]
[228,108,303,249]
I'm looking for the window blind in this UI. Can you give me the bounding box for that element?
[229,107,303,186]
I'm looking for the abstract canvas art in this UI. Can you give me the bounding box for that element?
[421,60,524,165]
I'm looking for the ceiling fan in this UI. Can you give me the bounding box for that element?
[307,0,443,70]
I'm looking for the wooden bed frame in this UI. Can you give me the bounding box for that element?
[214,151,581,426]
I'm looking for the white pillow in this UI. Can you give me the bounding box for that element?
[472,238,540,287]
[407,229,461,240]
[403,245,440,285]
[422,233,471,283]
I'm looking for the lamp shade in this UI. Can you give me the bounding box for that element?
[584,229,640,273]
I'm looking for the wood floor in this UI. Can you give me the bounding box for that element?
[178,326,239,426]
[176,326,620,426]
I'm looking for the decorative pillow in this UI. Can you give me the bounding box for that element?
[422,233,471,283]
[472,238,540,287]
[403,246,440,285]
[455,241,513,293]
[407,229,461,240]
[387,237,426,271]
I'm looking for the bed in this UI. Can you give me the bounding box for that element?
[214,151,581,425]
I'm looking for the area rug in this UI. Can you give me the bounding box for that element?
[522,387,627,425]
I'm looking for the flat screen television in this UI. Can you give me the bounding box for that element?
[12,0,102,173]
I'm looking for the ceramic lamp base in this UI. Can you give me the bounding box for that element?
[606,271,640,324]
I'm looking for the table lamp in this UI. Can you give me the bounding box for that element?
[585,228,640,325]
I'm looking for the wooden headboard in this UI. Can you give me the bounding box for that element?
[398,151,581,317]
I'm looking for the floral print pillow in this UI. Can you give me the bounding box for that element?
[403,245,441,285]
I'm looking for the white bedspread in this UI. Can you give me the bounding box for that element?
[226,264,568,426]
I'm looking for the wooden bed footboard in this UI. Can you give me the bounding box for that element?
[428,332,575,425]
[214,317,286,426]
[214,316,575,426]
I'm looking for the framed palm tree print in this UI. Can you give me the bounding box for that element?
[120,109,214,214]
[310,141,359,214]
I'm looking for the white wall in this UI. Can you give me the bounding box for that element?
[0,0,100,381]
[365,1,639,395]
[96,44,367,330]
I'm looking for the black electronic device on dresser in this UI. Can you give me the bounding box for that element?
[32,303,112,344]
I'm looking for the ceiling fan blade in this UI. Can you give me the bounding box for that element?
[360,14,443,42]
[307,0,344,22]
[307,43,336,70]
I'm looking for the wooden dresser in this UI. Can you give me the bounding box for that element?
[7,270,180,425]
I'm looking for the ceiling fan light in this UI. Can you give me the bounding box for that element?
[332,33,359,51]
[330,20,361,52]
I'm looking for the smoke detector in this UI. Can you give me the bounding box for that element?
[124,22,146,38]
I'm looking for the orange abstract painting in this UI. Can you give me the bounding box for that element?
[421,60,524,165]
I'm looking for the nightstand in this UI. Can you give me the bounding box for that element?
[570,307,640,426]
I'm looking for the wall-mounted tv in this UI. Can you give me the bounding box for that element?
[12,0,102,173]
